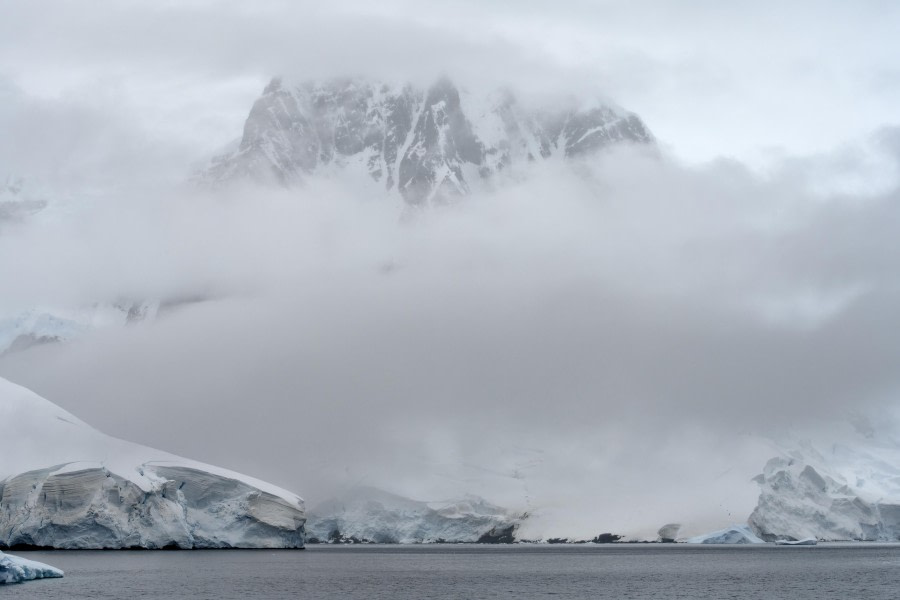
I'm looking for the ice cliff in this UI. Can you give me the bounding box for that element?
[749,414,900,542]
[305,486,523,543]
[0,377,305,549]
[200,77,653,204]
[749,435,900,541]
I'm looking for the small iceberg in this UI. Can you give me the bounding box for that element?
[0,551,64,584]
[775,538,818,546]
[686,524,765,544]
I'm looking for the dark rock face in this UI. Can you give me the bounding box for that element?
[476,525,517,544]
[202,77,653,204]
[591,533,623,543]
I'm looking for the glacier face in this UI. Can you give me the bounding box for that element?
[0,377,305,549]
[0,551,63,584]
[305,486,523,543]
[200,77,653,204]
[749,429,900,542]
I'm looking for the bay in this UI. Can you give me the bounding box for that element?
[5,544,900,599]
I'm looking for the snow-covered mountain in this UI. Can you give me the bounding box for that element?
[306,486,523,543]
[200,77,653,204]
[0,377,306,549]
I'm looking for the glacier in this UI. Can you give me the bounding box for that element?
[305,486,524,544]
[0,377,305,549]
[0,551,63,584]
[200,77,653,204]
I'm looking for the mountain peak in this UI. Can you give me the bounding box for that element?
[200,77,653,204]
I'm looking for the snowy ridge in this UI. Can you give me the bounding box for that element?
[0,377,305,549]
[0,551,63,584]
[200,77,653,204]
[305,486,523,543]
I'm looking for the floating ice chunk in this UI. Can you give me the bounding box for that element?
[775,538,817,546]
[686,524,765,544]
[0,551,64,584]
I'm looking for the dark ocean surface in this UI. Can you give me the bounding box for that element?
[5,543,900,599]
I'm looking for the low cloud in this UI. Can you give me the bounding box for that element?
[2,137,899,537]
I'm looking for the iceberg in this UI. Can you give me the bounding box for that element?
[0,377,305,549]
[686,524,765,544]
[0,551,63,584]
[305,486,523,543]
[774,538,817,546]
[657,523,681,543]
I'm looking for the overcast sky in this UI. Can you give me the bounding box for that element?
[2,0,900,171]
[2,1,900,539]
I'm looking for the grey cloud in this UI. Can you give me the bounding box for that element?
[4,1,900,165]
[1,139,899,536]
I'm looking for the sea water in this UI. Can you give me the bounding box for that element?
[5,544,900,599]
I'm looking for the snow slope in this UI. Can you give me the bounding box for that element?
[0,551,63,584]
[0,377,305,548]
[306,486,523,543]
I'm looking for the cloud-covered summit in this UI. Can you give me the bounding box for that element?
[201,77,652,204]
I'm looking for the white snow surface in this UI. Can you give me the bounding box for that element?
[306,486,523,543]
[0,377,305,548]
[0,551,63,584]
[686,524,765,545]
